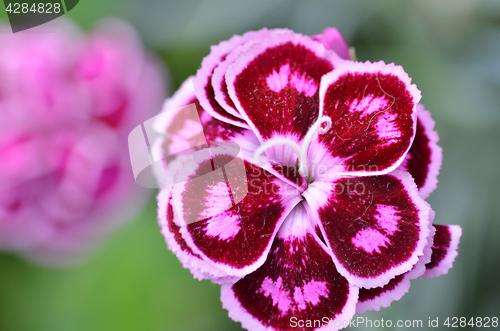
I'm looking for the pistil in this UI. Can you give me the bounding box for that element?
[253,116,332,180]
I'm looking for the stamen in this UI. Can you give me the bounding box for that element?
[252,116,332,179]
[298,116,332,177]
[253,138,302,165]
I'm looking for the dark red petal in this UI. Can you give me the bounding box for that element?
[269,161,307,191]
[212,29,290,119]
[424,224,462,279]
[357,275,407,312]
[303,170,431,288]
[221,204,358,331]
[356,219,435,314]
[313,61,421,177]
[226,32,340,165]
[398,104,442,198]
[194,31,274,128]
[156,76,303,188]
[170,149,302,277]
[154,77,304,191]
[157,190,238,284]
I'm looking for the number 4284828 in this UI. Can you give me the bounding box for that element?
[6,2,61,14]
[444,317,498,328]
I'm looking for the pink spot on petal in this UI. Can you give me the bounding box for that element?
[352,228,390,254]
[266,64,318,97]
[258,276,292,315]
[201,182,233,219]
[266,64,291,93]
[348,96,389,116]
[290,72,318,97]
[292,286,306,310]
[205,212,241,240]
[301,280,329,306]
[375,204,400,236]
[257,276,329,315]
[376,112,402,143]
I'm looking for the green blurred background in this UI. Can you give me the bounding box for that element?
[1,0,499,330]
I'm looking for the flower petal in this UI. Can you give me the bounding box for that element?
[303,170,431,288]
[153,76,304,190]
[226,32,340,165]
[424,224,462,279]
[268,162,307,191]
[212,29,289,119]
[357,274,408,314]
[311,61,421,178]
[194,31,270,129]
[221,204,358,331]
[356,217,436,314]
[398,105,442,198]
[157,189,239,284]
[311,27,351,60]
[170,147,302,277]
[153,77,260,161]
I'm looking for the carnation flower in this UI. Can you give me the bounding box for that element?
[0,19,166,265]
[156,27,461,331]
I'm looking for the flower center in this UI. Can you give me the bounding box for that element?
[253,116,332,181]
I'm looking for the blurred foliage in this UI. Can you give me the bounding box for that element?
[1,0,500,330]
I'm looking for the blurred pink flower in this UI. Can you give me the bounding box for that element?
[0,19,166,265]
